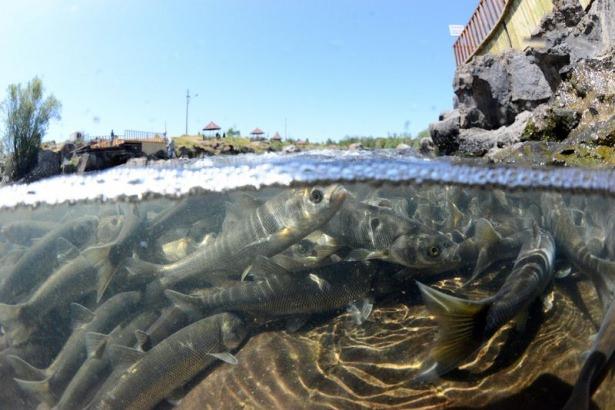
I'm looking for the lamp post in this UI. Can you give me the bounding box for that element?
[185,89,199,135]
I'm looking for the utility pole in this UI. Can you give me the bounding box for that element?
[185,89,190,135]
[185,89,199,135]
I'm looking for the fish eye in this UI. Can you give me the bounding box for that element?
[310,189,323,203]
[429,246,440,257]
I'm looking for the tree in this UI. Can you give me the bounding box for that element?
[1,77,61,180]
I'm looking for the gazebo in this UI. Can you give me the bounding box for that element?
[271,132,282,142]
[250,128,265,141]
[202,121,221,139]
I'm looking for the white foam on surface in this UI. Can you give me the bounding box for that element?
[0,150,614,209]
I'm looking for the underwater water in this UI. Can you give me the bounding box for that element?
[0,152,614,410]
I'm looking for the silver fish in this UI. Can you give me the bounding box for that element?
[417,225,555,379]
[0,216,98,303]
[89,313,246,410]
[166,257,377,318]
[129,185,347,299]
[8,291,142,406]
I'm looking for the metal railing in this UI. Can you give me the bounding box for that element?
[124,129,166,139]
[453,0,507,65]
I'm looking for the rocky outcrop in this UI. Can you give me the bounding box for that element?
[22,150,60,182]
[430,0,614,161]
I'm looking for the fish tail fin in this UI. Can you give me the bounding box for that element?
[416,282,489,379]
[124,257,163,282]
[164,290,202,314]
[6,355,47,381]
[563,351,607,410]
[14,376,55,406]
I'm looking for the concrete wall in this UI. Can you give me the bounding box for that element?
[140,141,166,156]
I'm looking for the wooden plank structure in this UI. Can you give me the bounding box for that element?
[453,0,594,66]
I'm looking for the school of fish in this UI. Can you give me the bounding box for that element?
[0,183,613,410]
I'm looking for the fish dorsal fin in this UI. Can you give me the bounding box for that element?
[462,219,503,287]
[232,193,263,210]
[108,344,145,369]
[271,254,306,271]
[164,289,202,313]
[474,218,501,244]
[85,332,109,358]
[135,330,151,352]
[208,352,238,365]
[345,248,372,262]
[14,377,54,405]
[447,202,465,230]
[222,195,261,232]
[70,303,95,329]
[6,355,47,381]
[415,281,488,378]
[245,256,291,281]
[96,259,117,303]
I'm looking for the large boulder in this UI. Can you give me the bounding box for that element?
[534,0,614,63]
[458,111,533,156]
[24,149,61,181]
[429,110,460,154]
[453,51,552,130]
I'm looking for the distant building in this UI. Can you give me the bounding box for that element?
[202,121,221,139]
[271,132,282,141]
[70,131,85,144]
[250,127,266,141]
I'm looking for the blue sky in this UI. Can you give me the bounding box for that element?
[0,1,475,142]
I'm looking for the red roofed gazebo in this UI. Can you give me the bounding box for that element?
[250,128,265,141]
[202,121,221,139]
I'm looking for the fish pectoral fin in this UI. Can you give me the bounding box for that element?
[208,352,238,365]
[359,298,373,321]
[70,303,95,329]
[14,376,55,406]
[164,290,202,313]
[108,344,145,368]
[416,281,488,377]
[248,256,292,281]
[135,329,152,352]
[6,355,47,381]
[84,332,110,358]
